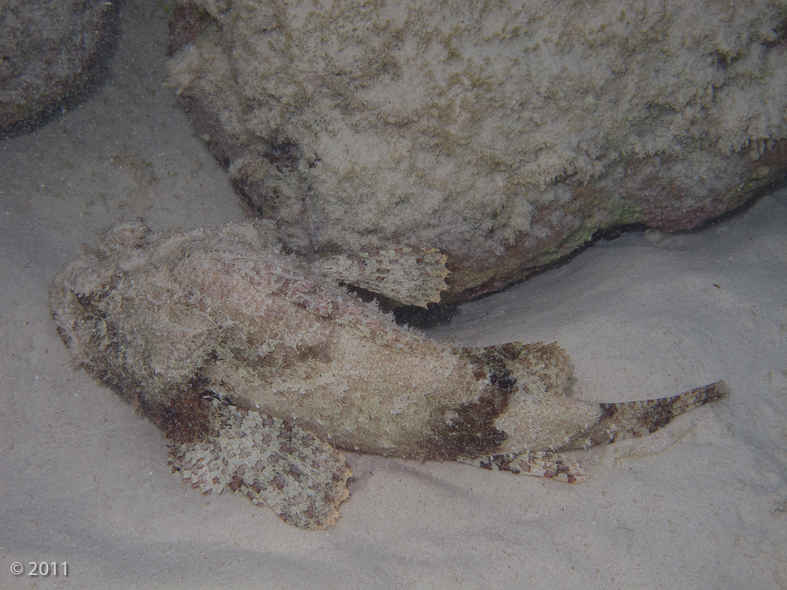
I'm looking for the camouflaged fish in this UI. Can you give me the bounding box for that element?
[49,221,729,529]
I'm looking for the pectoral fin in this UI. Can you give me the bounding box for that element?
[168,397,352,529]
[312,247,450,308]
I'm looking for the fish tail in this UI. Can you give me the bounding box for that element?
[566,380,730,450]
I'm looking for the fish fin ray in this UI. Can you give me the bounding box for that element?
[564,380,730,450]
[168,398,352,529]
[459,341,573,401]
[459,451,586,483]
[312,247,450,308]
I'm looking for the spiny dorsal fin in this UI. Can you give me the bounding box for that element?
[459,342,573,401]
[312,246,450,308]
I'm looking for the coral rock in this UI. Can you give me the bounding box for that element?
[166,0,787,300]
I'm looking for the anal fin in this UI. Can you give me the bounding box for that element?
[168,398,352,529]
[459,451,586,483]
[312,247,450,308]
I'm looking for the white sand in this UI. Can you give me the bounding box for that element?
[1,2,785,588]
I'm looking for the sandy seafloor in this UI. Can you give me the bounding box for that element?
[1,2,785,589]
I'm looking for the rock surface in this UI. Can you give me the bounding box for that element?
[166,0,787,300]
[0,0,120,137]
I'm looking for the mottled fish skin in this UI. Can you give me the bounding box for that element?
[49,221,729,528]
[168,396,351,529]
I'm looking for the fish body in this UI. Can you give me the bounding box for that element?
[49,221,728,528]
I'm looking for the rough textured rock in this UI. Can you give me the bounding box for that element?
[0,0,120,137]
[166,0,787,300]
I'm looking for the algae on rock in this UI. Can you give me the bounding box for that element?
[167,0,787,299]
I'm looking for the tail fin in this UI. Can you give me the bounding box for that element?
[462,381,729,483]
[563,380,730,451]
